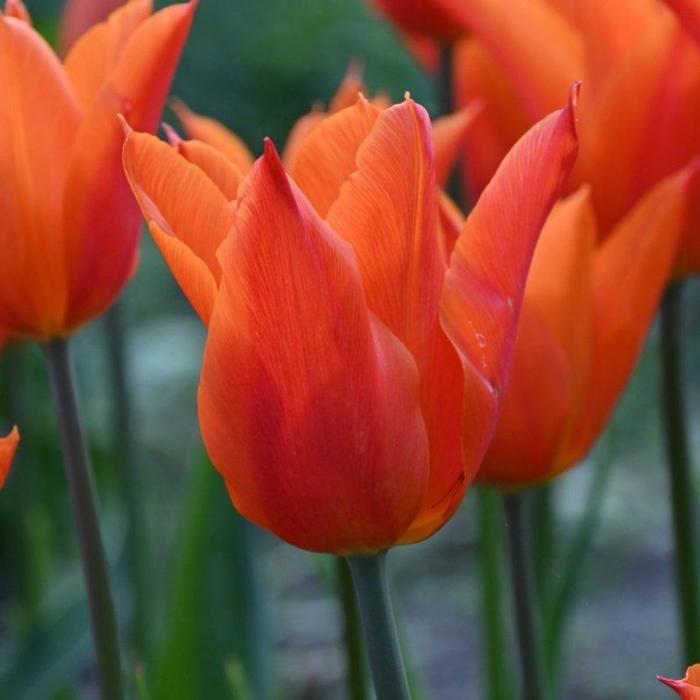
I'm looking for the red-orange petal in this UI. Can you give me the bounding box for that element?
[280,110,325,170]
[0,426,19,489]
[432,101,483,187]
[658,664,700,698]
[291,96,381,218]
[199,141,429,554]
[665,0,700,45]
[370,0,470,43]
[441,88,579,475]
[0,16,81,337]
[324,98,463,543]
[172,99,255,174]
[62,1,197,332]
[122,127,232,323]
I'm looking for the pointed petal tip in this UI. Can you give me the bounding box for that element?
[118,113,133,138]
[162,122,182,147]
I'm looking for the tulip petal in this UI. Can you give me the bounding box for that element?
[441,88,579,473]
[480,188,596,486]
[122,128,232,322]
[449,0,583,121]
[291,96,381,218]
[280,110,325,170]
[199,141,429,554]
[168,130,245,201]
[0,16,81,336]
[172,99,255,174]
[664,0,700,45]
[63,0,151,108]
[0,426,19,489]
[63,1,196,331]
[328,62,366,113]
[60,0,126,54]
[565,164,697,466]
[4,0,31,23]
[325,99,464,543]
[658,663,700,698]
[432,100,482,187]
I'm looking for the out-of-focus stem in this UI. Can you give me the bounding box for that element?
[347,552,412,700]
[477,488,510,700]
[43,338,124,700]
[503,492,547,700]
[337,557,369,700]
[660,281,700,663]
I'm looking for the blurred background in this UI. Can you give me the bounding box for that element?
[1,1,699,698]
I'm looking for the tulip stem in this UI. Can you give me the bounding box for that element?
[660,281,700,663]
[337,557,369,700]
[43,338,124,700]
[503,492,547,700]
[346,552,412,700]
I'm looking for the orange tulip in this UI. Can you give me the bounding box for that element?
[0,0,196,339]
[453,0,700,274]
[659,664,700,698]
[122,91,577,553]
[477,162,698,487]
[59,0,124,53]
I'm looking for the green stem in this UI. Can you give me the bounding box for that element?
[530,485,554,611]
[477,488,511,700]
[337,557,369,700]
[660,282,700,664]
[43,338,124,700]
[346,552,411,700]
[503,492,547,700]
[104,305,150,657]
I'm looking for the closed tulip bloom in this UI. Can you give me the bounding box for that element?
[659,664,700,698]
[123,92,577,553]
[0,0,196,339]
[453,0,700,274]
[478,164,698,488]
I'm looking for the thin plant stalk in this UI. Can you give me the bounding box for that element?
[503,492,547,700]
[43,338,124,700]
[659,281,700,663]
[347,552,411,700]
[104,304,150,656]
[337,557,369,700]
[477,488,511,700]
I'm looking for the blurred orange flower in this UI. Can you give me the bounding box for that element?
[659,664,700,698]
[478,165,698,488]
[368,0,469,43]
[0,426,19,489]
[453,0,700,274]
[0,0,196,339]
[122,93,577,553]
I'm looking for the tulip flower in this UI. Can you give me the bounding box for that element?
[659,664,700,698]
[59,0,123,52]
[123,89,577,553]
[452,0,700,274]
[476,165,697,488]
[0,0,196,339]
